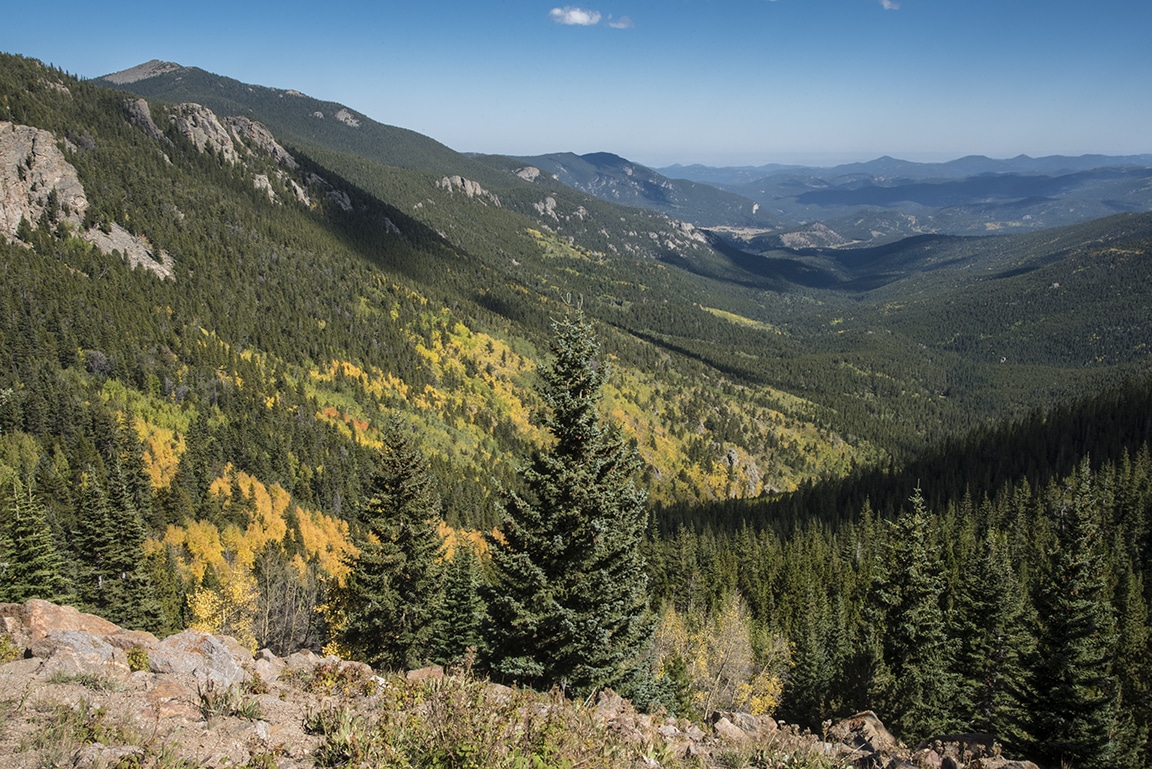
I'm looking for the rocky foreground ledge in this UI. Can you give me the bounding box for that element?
[0,600,1039,769]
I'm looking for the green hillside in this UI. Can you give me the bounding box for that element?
[3,53,1152,764]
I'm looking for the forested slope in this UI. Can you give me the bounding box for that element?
[2,51,1152,766]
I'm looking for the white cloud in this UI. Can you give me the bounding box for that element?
[550,6,602,25]
[880,0,901,9]
[607,15,634,29]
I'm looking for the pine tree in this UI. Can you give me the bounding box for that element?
[782,580,836,728]
[1111,564,1150,768]
[72,471,114,610]
[1029,461,1122,769]
[338,420,445,671]
[483,313,653,698]
[0,478,69,602]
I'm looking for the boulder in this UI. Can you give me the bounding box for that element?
[29,629,128,677]
[0,599,119,649]
[406,664,444,683]
[828,710,904,768]
[829,710,903,755]
[710,710,772,736]
[253,648,287,684]
[284,648,323,673]
[713,716,747,742]
[106,628,160,651]
[594,688,634,722]
[149,629,249,688]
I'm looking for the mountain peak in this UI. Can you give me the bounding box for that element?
[101,59,184,85]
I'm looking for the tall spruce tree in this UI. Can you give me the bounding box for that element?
[870,489,959,742]
[433,540,486,665]
[1029,461,1122,769]
[951,529,1034,751]
[72,470,162,631]
[483,313,653,698]
[0,478,68,602]
[338,420,445,671]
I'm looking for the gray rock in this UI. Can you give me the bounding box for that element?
[124,98,170,145]
[170,103,239,165]
[283,649,323,672]
[712,716,747,742]
[0,122,89,240]
[28,628,130,678]
[227,116,298,169]
[436,176,501,207]
[150,629,249,688]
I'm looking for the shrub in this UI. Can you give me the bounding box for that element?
[196,680,263,721]
[0,634,20,664]
[126,645,150,672]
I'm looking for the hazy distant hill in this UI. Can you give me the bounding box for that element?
[660,153,1152,184]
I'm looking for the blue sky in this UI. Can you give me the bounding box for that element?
[3,0,1149,167]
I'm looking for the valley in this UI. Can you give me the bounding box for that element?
[1,51,1150,768]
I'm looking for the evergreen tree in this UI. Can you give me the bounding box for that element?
[1112,564,1151,768]
[72,470,162,631]
[338,420,445,671]
[781,580,837,728]
[483,313,653,698]
[434,540,486,665]
[72,471,114,610]
[1029,461,1122,769]
[870,489,959,742]
[0,478,69,602]
[951,529,1034,750]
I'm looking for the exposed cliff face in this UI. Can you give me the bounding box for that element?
[227,115,299,170]
[0,121,88,235]
[170,103,240,164]
[436,175,502,207]
[0,121,174,279]
[123,98,170,146]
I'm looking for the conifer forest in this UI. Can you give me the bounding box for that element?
[1,53,1151,768]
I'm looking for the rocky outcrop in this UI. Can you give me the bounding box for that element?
[0,600,1043,769]
[227,116,298,170]
[123,98,170,146]
[825,711,1040,769]
[0,121,88,236]
[0,121,175,279]
[514,166,541,182]
[534,195,559,219]
[170,103,240,164]
[334,108,361,128]
[84,223,175,279]
[437,175,502,206]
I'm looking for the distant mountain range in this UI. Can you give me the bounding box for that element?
[482,151,1152,247]
[658,153,1152,185]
